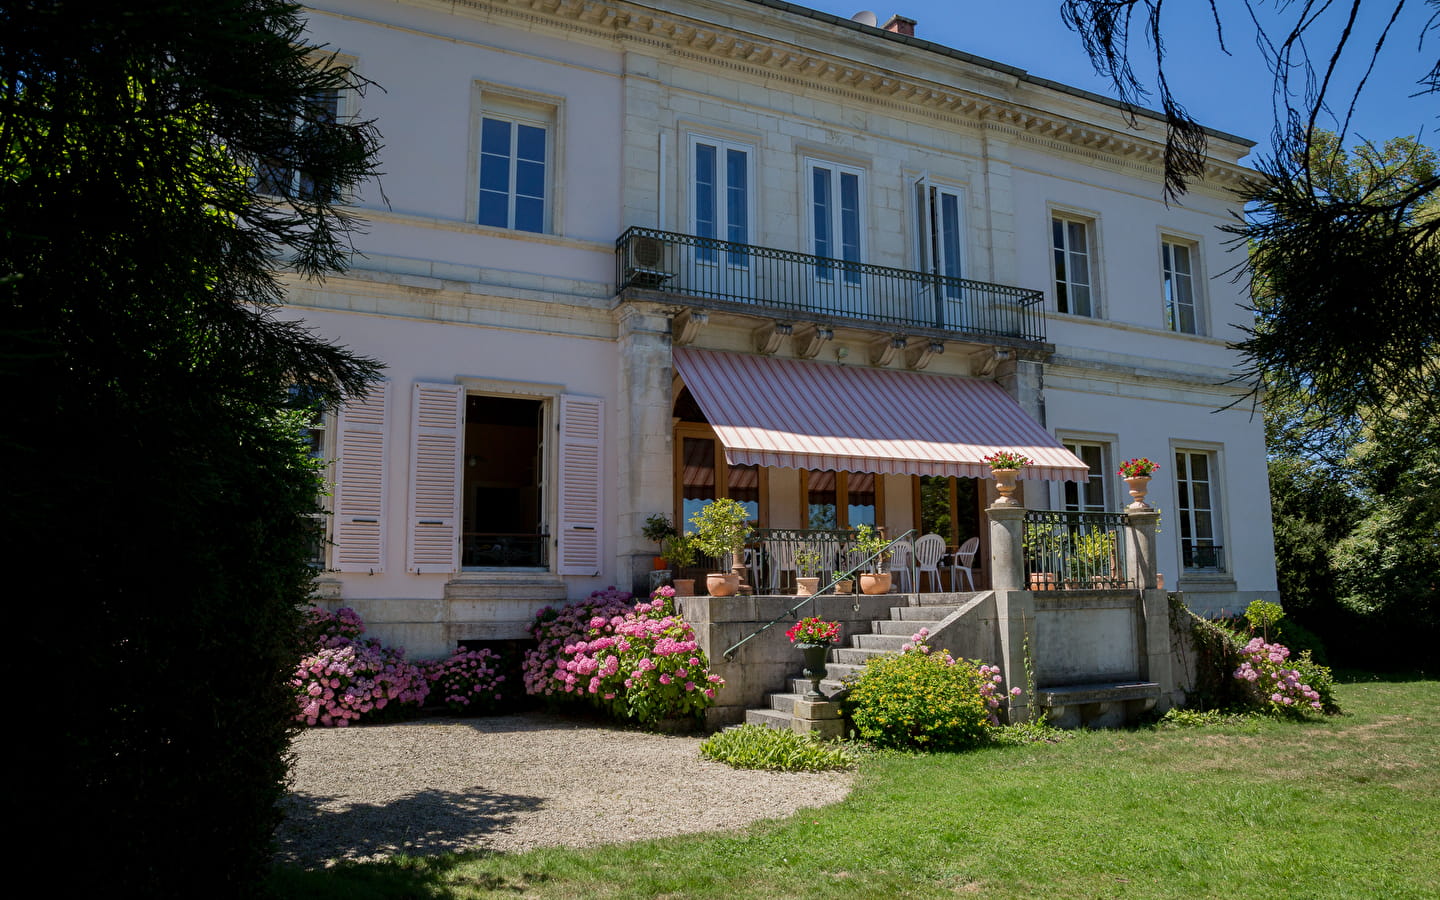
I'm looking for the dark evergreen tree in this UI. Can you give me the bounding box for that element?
[1,1,382,894]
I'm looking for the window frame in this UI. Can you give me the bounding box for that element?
[1161,235,1204,335]
[468,84,563,235]
[799,470,883,531]
[805,156,867,286]
[1050,211,1099,317]
[673,422,769,531]
[1060,439,1111,513]
[1172,446,1226,573]
[256,54,357,201]
[687,132,755,267]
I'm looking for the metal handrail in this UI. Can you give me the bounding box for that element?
[721,529,917,661]
[616,226,1047,343]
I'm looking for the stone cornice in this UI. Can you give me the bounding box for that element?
[421,0,1253,191]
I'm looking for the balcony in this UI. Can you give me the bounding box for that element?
[616,227,1047,344]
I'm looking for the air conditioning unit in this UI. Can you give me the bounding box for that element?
[623,235,672,289]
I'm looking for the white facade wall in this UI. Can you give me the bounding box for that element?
[288,0,1278,654]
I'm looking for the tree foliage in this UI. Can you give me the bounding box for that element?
[1,1,382,895]
[1062,2,1439,429]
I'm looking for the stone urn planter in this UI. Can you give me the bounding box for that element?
[706,572,740,596]
[991,468,1021,506]
[795,642,831,700]
[859,572,892,595]
[1124,475,1153,510]
[833,578,854,594]
[795,576,821,596]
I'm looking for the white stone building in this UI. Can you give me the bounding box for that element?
[291,0,1278,659]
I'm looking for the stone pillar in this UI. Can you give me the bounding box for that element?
[987,503,1035,721]
[1126,509,1160,591]
[987,504,1025,593]
[615,302,675,595]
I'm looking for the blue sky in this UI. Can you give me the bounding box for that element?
[799,0,1436,161]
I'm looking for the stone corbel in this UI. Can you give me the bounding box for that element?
[869,334,907,367]
[793,324,834,359]
[671,309,708,346]
[753,320,793,355]
[972,347,1012,377]
[906,340,944,370]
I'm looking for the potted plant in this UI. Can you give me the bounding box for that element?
[661,533,698,595]
[1067,530,1118,587]
[786,616,841,700]
[642,514,678,569]
[982,450,1032,507]
[689,498,752,597]
[1117,457,1160,510]
[831,569,854,594]
[852,524,892,595]
[794,547,823,596]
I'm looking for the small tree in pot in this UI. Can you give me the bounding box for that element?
[689,499,753,596]
[852,524,893,595]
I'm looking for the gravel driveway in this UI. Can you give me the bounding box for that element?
[276,713,855,868]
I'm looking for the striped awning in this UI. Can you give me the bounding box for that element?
[673,348,1090,481]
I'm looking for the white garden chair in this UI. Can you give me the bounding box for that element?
[949,536,980,591]
[914,533,947,592]
[886,538,914,593]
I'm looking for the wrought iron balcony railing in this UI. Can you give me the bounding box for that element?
[616,227,1047,343]
[1181,542,1225,572]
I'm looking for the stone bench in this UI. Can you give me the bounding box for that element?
[1037,681,1162,729]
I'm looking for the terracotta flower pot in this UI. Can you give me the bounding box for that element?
[834,579,854,594]
[672,577,696,596]
[795,576,821,596]
[1028,572,1056,591]
[653,556,667,570]
[706,572,740,597]
[859,572,892,595]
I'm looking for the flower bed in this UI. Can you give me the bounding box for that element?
[522,586,725,728]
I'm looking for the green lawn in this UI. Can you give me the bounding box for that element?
[269,675,1439,899]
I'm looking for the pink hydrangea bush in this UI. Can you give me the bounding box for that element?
[523,586,725,727]
[292,606,429,727]
[1233,637,1325,716]
[423,647,506,715]
[522,586,636,697]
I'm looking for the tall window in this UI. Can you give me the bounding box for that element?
[258,86,343,200]
[1062,441,1108,512]
[917,181,965,293]
[1052,216,1095,316]
[1175,450,1223,571]
[809,160,864,285]
[461,396,546,568]
[478,114,548,233]
[803,471,877,530]
[691,136,751,265]
[916,476,979,547]
[1162,239,1199,334]
[674,421,767,530]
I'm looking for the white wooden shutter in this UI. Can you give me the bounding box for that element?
[407,382,464,574]
[332,381,389,573]
[556,394,604,576]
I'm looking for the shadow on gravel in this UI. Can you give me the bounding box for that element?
[276,787,544,869]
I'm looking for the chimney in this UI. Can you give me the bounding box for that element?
[882,14,916,37]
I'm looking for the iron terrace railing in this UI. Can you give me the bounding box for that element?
[616,227,1048,344]
[1023,510,1134,591]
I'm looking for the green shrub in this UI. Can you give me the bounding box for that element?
[1154,708,1261,729]
[1290,650,1341,714]
[1274,618,1330,666]
[843,640,1004,752]
[700,724,857,771]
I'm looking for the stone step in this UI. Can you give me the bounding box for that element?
[786,677,848,696]
[831,646,892,665]
[852,633,912,651]
[744,707,793,730]
[910,591,983,607]
[872,618,944,635]
[889,605,961,620]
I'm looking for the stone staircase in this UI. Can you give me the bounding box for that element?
[744,594,978,730]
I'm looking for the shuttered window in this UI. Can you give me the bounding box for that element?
[407,382,464,574]
[556,394,604,576]
[332,382,390,573]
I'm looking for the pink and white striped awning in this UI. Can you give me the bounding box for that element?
[673,348,1090,481]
